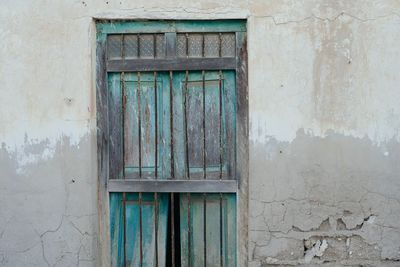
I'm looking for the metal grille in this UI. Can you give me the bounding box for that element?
[204,34,220,58]
[124,35,138,59]
[110,192,236,266]
[112,71,232,182]
[105,28,244,267]
[107,32,235,60]
[107,32,238,190]
[176,33,236,58]
[107,33,166,59]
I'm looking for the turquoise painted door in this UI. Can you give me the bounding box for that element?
[97,20,246,267]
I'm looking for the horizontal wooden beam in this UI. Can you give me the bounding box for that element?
[96,20,246,35]
[108,179,237,193]
[107,58,236,72]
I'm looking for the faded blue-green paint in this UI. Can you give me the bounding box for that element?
[122,72,168,178]
[110,193,168,267]
[108,70,237,266]
[97,20,246,35]
[103,20,242,267]
[110,193,124,266]
[180,194,237,267]
[171,71,236,180]
[108,72,124,180]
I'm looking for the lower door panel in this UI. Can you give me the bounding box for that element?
[110,193,236,267]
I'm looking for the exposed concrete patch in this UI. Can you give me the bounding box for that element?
[249,130,400,265]
[304,239,328,263]
[0,134,97,267]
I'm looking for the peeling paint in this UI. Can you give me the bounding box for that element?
[250,130,400,265]
[0,135,97,266]
[1,0,400,266]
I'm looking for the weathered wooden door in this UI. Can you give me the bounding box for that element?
[96,20,247,267]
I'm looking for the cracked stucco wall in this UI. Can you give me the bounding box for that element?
[1,0,400,266]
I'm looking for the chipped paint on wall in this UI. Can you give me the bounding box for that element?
[248,14,400,145]
[1,121,92,174]
[1,0,400,266]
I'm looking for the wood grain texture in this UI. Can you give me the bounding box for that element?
[96,31,111,267]
[108,180,237,193]
[180,194,236,267]
[98,20,247,267]
[108,72,124,180]
[97,20,246,35]
[235,31,249,267]
[107,58,236,72]
[109,193,168,267]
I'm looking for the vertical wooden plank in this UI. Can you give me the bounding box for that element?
[109,193,124,267]
[205,194,222,266]
[219,193,224,267]
[96,29,111,267]
[235,31,248,267]
[184,71,190,180]
[157,193,169,266]
[180,194,189,267]
[154,71,159,267]
[168,71,174,180]
[165,32,177,59]
[153,72,171,181]
[141,193,154,266]
[140,73,156,178]
[225,194,237,267]
[125,193,140,267]
[202,71,207,267]
[159,72,171,180]
[123,193,169,267]
[223,70,236,180]
[191,194,205,266]
[186,72,204,179]
[219,70,223,182]
[108,72,124,180]
[180,194,205,267]
[124,73,140,171]
[204,71,222,179]
[171,71,187,180]
[154,72,159,180]
[170,193,176,267]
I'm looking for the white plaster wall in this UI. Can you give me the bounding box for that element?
[1,0,400,266]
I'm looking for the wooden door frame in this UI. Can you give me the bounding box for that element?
[95,19,248,267]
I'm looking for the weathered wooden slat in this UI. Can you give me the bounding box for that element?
[96,20,246,35]
[108,73,124,180]
[180,194,236,267]
[165,32,177,58]
[95,32,111,267]
[235,31,249,267]
[99,20,248,267]
[107,58,236,72]
[108,180,237,193]
[205,196,221,266]
[122,193,168,266]
[109,193,124,267]
[224,70,236,180]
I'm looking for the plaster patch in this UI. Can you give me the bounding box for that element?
[248,14,400,145]
[249,130,400,263]
[0,120,92,174]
